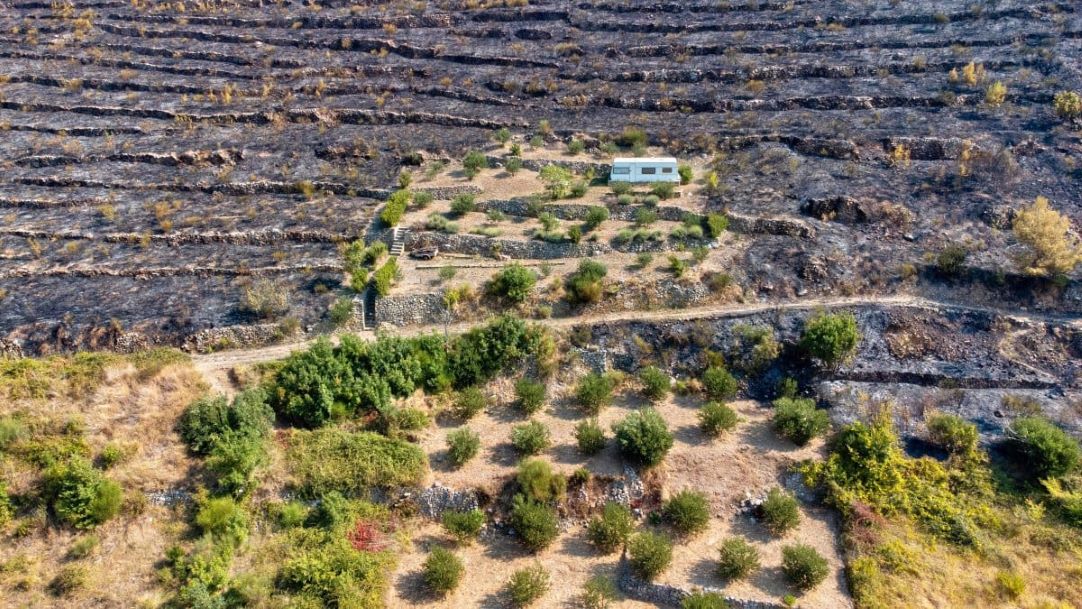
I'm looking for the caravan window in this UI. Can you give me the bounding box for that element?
[661,167,673,173]
[641,167,656,175]
[612,166,630,175]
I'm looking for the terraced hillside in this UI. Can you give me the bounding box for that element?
[0,0,1079,356]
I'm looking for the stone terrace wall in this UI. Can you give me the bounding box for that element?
[617,555,786,609]
[374,293,447,327]
[405,231,610,259]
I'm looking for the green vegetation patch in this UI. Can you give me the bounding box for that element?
[288,429,427,496]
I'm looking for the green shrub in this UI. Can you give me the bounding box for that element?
[486,264,538,304]
[577,372,615,414]
[617,193,635,206]
[926,413,978,455]
[514,379,546,415]
[49,564,88,596]
[494,127,512,145]
[413,190,434,208]
[195,496,249,548]
[664,490,711,536]
[613,409,673,467]
[650,182,675,200]
[610,180,633,195]
[995,570,1025,600]
[716,537,760,580]
[581,575,617,609]
[67,534,100,560]
[329,296,354,325]
[308,491,352,530]
[540,165,574,199]
[635,207,659,226]
[384,406,431,435]
[638,366,670,402]
[287,429,427,496]
[451,194,477,216]
[682,591,729,609]
[570,181,588,199]
[586,502,634,553]
[507,563,550,607]
[516,459,566,503]
[512,420,551,455]
[0,482,12,527]
[452,387,487,420]
[567,139,586,155]
[205,431,267,496]
[446,428,480,467]
[1054,90,1082,119]
[628,532,673,580]
[936,244,968,276]
[42,457,122,529]
[423,547,464,594]
[702,366,738,401]
[373,257,399,296]
[442,509,485,544]
[699,402,738,437]
[275,501,309,529]
[1007,417,1080,479]
[704,213,728,238]
[505,157,524,175]
[584,206,610,231]
[276,529,393,606]
[510,494,559,551]
[777,377,798,399]
[463,150,487,179]
[575,419,607,455]
[800,312,861,367]
[772,397,830,446]
[781,544,829,592]
[178,390,273,456]
[760,488,800,536]
[677,164,693,185]
[565,259,608,304]
[379,189,410,226]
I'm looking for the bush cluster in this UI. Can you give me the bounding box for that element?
[702,366,739,400]
[1007,417,1080,480]
[516,459,566,503]
[379,189,410,226]
[442,508,485,544]
[452,387,487,419]
[781,544,829,591]
[423,547,464,594]
[575,419,607,455]
[926,413,979,456]
[42,457,122,529]
[270,316,543,428]
[287,429,427,496]
[565,259,608,304]
[512,421,551,455]
[760,488,801,536]
[800,313,861,367]
[510,495,559,551]
[507,564,550,607]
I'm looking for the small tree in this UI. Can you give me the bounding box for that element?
[442,509,485,544]
[760,488,800,536]
[575,418,607,455]
[1007,417,1080,480]
[699,402,738,437]
[926,413,979,456]
[586,502,634,553]
[512,420,551,456]
[564,259,607,304]
[486,264,538,304]
[638,366,670,402]
[800,312,860,368]
[507,564,550,607]
[716,537,760,581]
[423,547,464,595]
[446,428,480,467]
[781,544,829,592]
[539,165,574,199]
[628,532,673,580]
[663,490,711,537]
[494,127,512,146]
[450,193,477,215]
[1012,196,1082,277]
[514,379,546,415]
[772,397,830,446]
[613,408,674,467]
[577,372,615,414]
[463,150,487,179]
[702,366,738,401]
[510,495,559,551]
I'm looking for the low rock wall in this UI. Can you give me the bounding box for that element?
[375,293,448,327]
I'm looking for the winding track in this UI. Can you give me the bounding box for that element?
[191,294,1082,385]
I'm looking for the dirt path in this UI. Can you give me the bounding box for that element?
[193,294,1081,385]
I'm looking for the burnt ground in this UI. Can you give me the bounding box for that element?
[0,0,1080,354]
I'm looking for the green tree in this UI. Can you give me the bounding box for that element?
[702,366,738,400]
[628,532,673,580]
[577,372,615,414]
[772,397,830,446]
[463,150,487,179]
[539,165,574,199]
[42,458,122,529]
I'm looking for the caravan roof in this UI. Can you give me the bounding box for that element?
[612,157,677,164]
